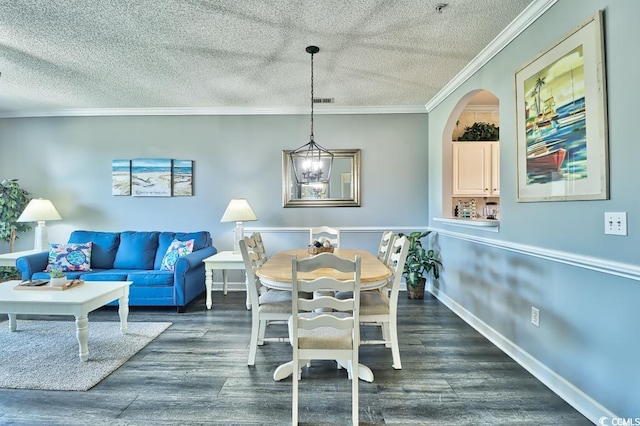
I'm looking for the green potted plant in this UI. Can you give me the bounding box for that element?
[49,265,67,287]
[0,179,32,282]
[457,121,499,141]
[398,231,442,299]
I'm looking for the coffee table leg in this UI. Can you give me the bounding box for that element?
[8,314,17,332]
[118,290,129,335]
[75,315,89,361]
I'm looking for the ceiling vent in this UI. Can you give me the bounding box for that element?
[313,97,335,104]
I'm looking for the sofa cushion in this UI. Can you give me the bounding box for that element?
[160,239,194,271]
[69,231,120,269]
[46,242,92,272]
[80,270,130,281]
[127,270,174,287]
[113,231,159,270]
[154,231,211,269]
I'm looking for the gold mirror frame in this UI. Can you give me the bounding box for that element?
[282,149,361,207]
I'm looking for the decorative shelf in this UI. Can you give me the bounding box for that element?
[433,217,499,231]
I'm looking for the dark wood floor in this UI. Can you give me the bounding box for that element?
[0,291,589,425]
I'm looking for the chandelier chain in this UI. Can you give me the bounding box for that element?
[310,50,314,141]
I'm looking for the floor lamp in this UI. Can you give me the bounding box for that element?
[220,199,257,253]
[17,198,62,251]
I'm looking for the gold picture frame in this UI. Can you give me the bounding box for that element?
[515,11,608,202]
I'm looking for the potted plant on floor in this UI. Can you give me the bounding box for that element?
[0,179,32,282]
[398,231,441,299]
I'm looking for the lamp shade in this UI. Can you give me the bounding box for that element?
[17,199,62,222]
[220,199,257,223]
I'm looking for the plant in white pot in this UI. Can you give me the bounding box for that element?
[398,231,441,299]
[49,265,67,287]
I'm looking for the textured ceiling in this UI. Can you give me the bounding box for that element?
[0,0,534,117]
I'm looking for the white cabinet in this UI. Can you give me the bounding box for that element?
[452,142,500,196]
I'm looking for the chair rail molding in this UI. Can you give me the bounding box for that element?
[430,226,640,282]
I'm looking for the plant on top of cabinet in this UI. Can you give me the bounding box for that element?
[457,122,499,141]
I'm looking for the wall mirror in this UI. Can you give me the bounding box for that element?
[282,149,361,207]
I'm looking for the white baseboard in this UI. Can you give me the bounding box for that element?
[428,284,617,424]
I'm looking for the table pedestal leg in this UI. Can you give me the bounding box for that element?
[75,315,89,361]
[274,360,374,382]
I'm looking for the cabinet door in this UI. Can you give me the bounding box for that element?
[491,142,500,196]
[452,142,491,196]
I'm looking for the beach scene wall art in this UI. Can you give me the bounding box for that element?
[515,11,608,202]
[112,159,131,196]
[172,160,193,196]
[114,158,194,197]
[131,158,173,197]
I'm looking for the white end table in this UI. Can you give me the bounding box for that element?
[0,250,42,267]
[202,251,247,309]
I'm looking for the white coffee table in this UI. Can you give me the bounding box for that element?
[0,280,132,361]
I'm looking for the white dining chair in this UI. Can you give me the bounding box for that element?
[309,226,340,248]
[376,231,396,266]
[239,235,292,366]
[337,235,409,370]
[290,252,361,425]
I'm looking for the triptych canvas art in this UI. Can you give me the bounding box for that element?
[112,159,193,197]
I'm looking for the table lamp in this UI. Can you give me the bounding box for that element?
[220,198,257,253]
[17,198,62,251]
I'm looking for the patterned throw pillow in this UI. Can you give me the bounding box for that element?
[160,239,194,271]
[47,242,92,272]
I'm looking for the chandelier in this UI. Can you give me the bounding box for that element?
[290,46,334,185]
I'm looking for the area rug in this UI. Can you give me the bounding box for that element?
[0,320,171,391]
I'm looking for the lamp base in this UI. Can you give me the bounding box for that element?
[233,221,244,254]
[34,221,48,252]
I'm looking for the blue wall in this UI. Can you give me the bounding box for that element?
[428,0,639,419]
[0,113,428,254]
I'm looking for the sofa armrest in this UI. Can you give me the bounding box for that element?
[16,252,49,280]
[175,246,218,273]
[173,246,218,307]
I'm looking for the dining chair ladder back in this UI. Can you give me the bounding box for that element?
[359,235,409,369]
[290,252,361,425]
[309,226,340,248]
[239,236,292,366]
[376,231,396,267]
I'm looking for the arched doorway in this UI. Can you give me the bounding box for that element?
[441,90,500,220]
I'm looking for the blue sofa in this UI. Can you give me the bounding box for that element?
[16,230,217,312]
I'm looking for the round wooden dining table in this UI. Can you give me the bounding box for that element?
[256,248,391,290]
[256,248,392,383]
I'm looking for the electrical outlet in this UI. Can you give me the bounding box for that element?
[531,307,540,327]
[604,212,627,235]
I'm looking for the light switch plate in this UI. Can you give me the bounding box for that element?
[604,212,627,236]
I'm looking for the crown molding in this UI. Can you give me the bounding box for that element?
[462,104,499,113]
[425,0,558,112]
[0,104,427,119]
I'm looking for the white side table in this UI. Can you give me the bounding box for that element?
[0,250,42,267]
[202,251,247,309]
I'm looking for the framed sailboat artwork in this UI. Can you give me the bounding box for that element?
[515,11,608,202]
